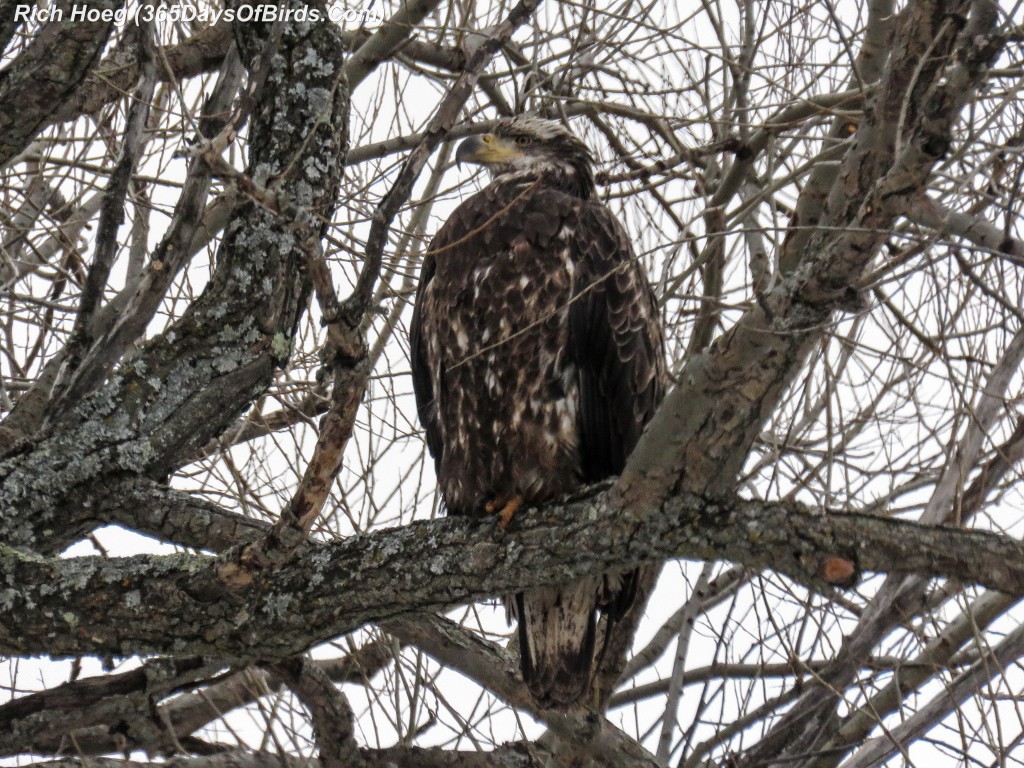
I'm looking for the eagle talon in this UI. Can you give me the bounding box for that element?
[493,496,523,528]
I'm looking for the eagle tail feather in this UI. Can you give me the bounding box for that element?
[515,579,602,707]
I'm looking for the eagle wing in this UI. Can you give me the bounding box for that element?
[569,200,665,483]
[409,243,442,469]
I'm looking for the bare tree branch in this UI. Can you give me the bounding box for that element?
[4,490,1024,660]
[4,0,1024,763]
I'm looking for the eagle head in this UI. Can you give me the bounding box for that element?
[456,115,595,198]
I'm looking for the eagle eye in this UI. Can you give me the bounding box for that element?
[514,135,533,147]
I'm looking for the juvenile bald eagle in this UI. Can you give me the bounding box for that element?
[410,115,665,706]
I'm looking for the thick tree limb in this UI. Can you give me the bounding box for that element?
[776,0,896,276]
[0,640,394,757]
[46,22,234,129]
[4,489,1024,661]
[93,477,271,553]
[342,0,444,86]
[0,11,349,554]
[23,743,549,768]
[271,658,361,768]
[0,0,122,166]
[0,657,225,756]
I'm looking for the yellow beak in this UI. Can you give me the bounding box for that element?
[455,134,524,167]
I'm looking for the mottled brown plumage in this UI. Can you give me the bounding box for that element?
[410,116,665,706]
